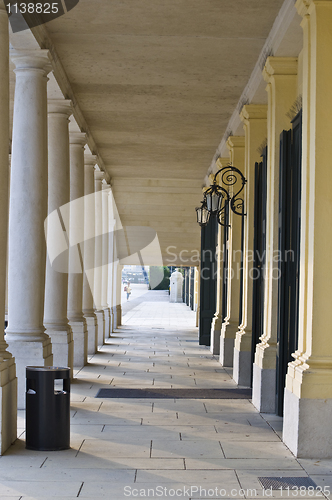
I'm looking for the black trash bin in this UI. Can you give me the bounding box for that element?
[26,366,70,451]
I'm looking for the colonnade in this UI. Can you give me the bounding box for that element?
[203,0,332,458]
[0,6,123,453]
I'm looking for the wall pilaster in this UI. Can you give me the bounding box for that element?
[210,158,229,355]
[219,138,245,373]
[253,57,298,410]
[283,0,332,457]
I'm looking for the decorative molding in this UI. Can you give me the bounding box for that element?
[27,23,109,182]
[207,0,299,178]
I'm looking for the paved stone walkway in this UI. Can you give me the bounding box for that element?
[2,291,332,499]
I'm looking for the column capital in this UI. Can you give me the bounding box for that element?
[240,104,267,125]
[10,49,52,74]
[102,180,111,191]
[263,57,298,83]
[69,131,87,147]
[84,154,98,167]
[48,99,72,117]
[226,136,245,151]
[94,170,105,182]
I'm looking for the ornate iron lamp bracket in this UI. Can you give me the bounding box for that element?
[196,164,247,227]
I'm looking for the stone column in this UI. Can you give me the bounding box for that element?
[0,4,17,453]
[235,106,268,397]
[82,154,98,355]
[210,157,230,355]
[94,170,105,347]
[107,211,115,336]
[68,132,88,367]
[283,0,332,458]
[219,138,245,371]
[116,263,123,327]
[6,49,53,409]
[253,57,297,410]
[101,181,110,338]
[44,99,73,374]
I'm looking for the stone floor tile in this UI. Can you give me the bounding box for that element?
[136,468,239,485]
[299,459,332,475]
[0,481,82,497]
[78,438,151,458]
[185,458,303,470]
[221,441,294,459]
[151,440,224,459]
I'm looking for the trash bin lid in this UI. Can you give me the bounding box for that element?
[26,366,70,378]
[26,366,70,371]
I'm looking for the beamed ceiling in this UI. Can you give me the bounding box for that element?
[9,0,285,265]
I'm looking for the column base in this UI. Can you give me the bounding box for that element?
[109,308,114,335]
[0,357,17,454]
[116,304,122,327]
[283,388,332,458]
[44,326,74,378]
[95,310,105,348]
[84,314,98,355]
[112,305,117,330]
[252,363,276,413]
[233,347,251,387]
[219,337,235,367]
[69,319,88,368]
[210,327,221,355]
[6,336,53,409]
[103,308,110,339]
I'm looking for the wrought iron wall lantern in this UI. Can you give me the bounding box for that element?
[196,164,247,227]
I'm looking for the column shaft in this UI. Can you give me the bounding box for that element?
[94,171,105,346]
[7,49,53,408]
[101,182,110,338]
[0,4,17,453]
[83,154,98,355]
[44,100,73,374]
[68,132,88,367]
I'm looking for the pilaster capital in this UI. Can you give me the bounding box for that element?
[102,180,111,191]
[240,104,267,125]
[263,57,298,83]
[296,0,332,17]
[226,136,245,151]
[69,132,87,147]
[215,157,231,170]
[10,49,52,75]
[84,154,98,167]
[295,0,311,17]
[48,99,72,117]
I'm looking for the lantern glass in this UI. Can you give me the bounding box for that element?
[211,191,222,212]
[196,204,210,226]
